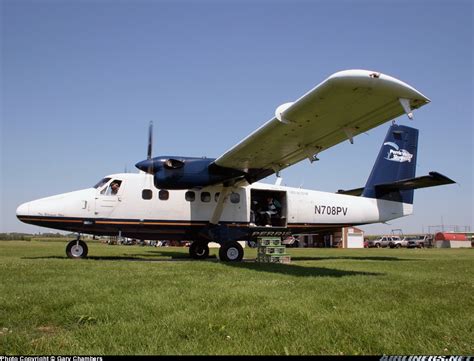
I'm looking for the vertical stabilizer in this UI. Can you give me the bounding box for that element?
[362,124,418,204]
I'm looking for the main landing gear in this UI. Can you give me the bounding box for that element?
[66,237,88,259]
[219,241,244,262]
[189,241,244,262]
[189,240,244,262]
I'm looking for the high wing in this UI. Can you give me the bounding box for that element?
[213,69,430,183]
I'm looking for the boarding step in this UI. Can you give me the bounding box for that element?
[258,246,286,255]
[257,253,292,264]
[255,236,291,264]
[257,237,282,247]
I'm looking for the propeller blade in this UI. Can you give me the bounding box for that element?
[135,121,156,174]
[147,121,153,160]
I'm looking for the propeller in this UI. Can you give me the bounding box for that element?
[136,121,155,174]
[147,121,153,161]
[146,121,154,174]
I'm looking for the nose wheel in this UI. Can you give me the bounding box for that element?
[189,241,210,259]
[66,240,88,259]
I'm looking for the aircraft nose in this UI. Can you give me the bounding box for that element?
[16,202,30,217]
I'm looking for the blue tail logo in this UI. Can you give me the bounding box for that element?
[383,142,414,163]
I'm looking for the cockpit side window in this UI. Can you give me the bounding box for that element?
[101,179,122,195]
[94,178,111,189]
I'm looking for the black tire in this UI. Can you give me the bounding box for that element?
[376,243,381,248]
[396,244,401,248]
[293,241,300,248]
[66,240,88,259]
[189,241,209,260]
[219,241,244,262]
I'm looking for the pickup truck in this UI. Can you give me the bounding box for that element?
[369,236,401,248]
[389,237,408,248]
[406,235,431,248]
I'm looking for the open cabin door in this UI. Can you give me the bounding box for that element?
[250,189,287,227]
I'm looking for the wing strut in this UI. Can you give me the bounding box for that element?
[209,187,233,225]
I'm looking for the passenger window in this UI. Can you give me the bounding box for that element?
[185,191,195,202]
[214,192,220,202]
[142,189,153,200]
[230,192,240,204]
[159,190,169,200]
[201,192,211,203]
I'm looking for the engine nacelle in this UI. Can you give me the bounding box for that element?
[136,156,245,189]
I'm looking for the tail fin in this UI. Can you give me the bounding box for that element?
[362,124,418,204]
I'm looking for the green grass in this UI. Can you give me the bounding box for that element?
[0,240,472,355]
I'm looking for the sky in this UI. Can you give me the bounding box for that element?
[1,0,473,235]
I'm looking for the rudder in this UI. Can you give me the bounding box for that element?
[362,124,418,204]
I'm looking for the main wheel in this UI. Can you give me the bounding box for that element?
[219,241,244,262]
[189,241,209,260]
[66,240,88,259]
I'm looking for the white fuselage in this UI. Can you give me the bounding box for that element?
[16,172,413,240]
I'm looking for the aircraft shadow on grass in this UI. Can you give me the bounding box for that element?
[289,255,418,262]
[223,261,383,278]
[23,251,385,278]
[22,249,213,262]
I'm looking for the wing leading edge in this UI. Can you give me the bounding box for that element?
[213,69,430,183]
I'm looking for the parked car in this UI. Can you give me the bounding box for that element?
[389,237,408,248]
[369,235,399,248]
[406,235,431,248]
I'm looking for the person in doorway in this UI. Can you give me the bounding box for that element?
[259,196,281,227]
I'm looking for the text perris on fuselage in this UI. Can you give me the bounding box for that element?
[315,205,348,216]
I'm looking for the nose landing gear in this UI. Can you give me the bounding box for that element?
[189,241,210,260]
[66,237,88,259]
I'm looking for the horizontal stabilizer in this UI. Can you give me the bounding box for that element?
[337,172,455,197]
[374,171,455,192]
[337,187,364,196]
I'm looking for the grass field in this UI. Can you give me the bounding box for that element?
[0,240,472,355]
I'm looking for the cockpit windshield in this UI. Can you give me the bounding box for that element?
[93,178,111,189]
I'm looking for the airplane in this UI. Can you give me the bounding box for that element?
[16,69,455,261]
